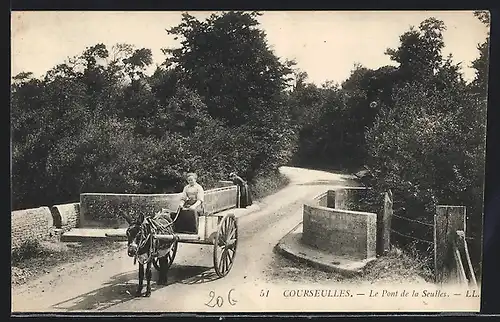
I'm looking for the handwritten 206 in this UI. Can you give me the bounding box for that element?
[205,289,237,308]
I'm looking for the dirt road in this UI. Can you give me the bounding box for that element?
[11,166,362,312]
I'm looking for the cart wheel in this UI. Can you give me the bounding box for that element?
[153,240,178,271]
[213,213,238,277]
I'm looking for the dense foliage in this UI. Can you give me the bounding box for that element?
[11,11,297,209]
[12,11,489,273]
[288,12,489,273]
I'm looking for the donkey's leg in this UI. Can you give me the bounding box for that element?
[145,261,152,297]
[136,264,144,296]
[158,256,168,285]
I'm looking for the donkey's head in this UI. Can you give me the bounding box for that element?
[124,213,147,257]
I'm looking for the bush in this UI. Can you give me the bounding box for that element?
[358,246,434,283]
[364,82,486,269]
[249,170,291,201]
[11,30,298,211]
[11,240,43,264]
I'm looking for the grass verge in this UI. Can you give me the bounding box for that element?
[271,246,434,285]
[250,170,291,201]
[354,247,435,284]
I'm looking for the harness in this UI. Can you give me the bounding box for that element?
[132,211,179,265]
[133,221,153,265]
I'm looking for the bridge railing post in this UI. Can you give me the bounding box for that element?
[434,205,466,284]
[377,189,393,256]
[326,190,335,208]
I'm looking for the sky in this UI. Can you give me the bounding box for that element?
[11,11,490,86]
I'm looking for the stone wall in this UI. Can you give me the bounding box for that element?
[313,190,335,208]
[333,187,390,256]
[10,183,239,248]
[79,185,238,228]
[50,203,80,232]
[79,193,183,228]
[11,207,54,251]
[314,192,328,207]
[333,187,383,214]
[302,204,377,260]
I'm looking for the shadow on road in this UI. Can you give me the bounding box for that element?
[51,264,215,311]
[179,270,220,285]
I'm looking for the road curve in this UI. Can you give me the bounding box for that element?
[11,166,360,313]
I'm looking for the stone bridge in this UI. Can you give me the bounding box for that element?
[10,181,238,250]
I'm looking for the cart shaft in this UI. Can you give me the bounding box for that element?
[155,233,201,241]
[105,232,127,238]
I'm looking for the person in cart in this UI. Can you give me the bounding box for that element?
[174,172,205,234]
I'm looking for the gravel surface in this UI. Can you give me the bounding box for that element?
[11,240,126,288]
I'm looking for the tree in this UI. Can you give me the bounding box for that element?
[11,42,157,209]
[470,10,490,96]
[288,80,346,168]
[11,74,49,208]
[156,85,213,137]
[385,17,450,89]
[160,11,297,180]
[162,11,294,126]
[363,15,488,273]
[339,64,399,166]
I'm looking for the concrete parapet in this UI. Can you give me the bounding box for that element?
[11,206,54,251]
[50,202,80,231]
[302,204,377,260]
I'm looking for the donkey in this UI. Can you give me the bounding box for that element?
[123,210,175,297]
